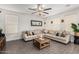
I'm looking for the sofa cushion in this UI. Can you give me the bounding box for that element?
[48,30,57,35]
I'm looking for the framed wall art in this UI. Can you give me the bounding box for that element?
[51,21,53,24]
[31,20,42,26]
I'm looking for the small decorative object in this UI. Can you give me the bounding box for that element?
[39,34,44,40]
[39,37,44,40]
[31,20,42,26]
[61,19,64,23]
[39,38,44,40]
[51,21,53,24]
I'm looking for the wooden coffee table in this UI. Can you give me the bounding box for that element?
[33,37,50,49]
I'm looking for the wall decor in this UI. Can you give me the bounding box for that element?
[51,21,53,24]
[44,22,46,25]
[61,19,64,23]
[31,20,42,26]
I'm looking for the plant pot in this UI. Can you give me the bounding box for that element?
[75,32,79,36]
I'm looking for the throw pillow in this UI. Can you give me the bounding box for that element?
[61,32,65,37]
[56,32,59,36]
[48,30,53,34]
[24,33,27,37]
[29,31,32,35]
[27,31,30,36]
[63,30,67,35]
[25,31,31,36]
[25,31,28,34]
[32,32,34,35]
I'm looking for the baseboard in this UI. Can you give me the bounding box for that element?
[6,36,22,42]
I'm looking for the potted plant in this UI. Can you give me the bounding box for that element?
[0,29,2,34]
[0,29,5,37]
[71,23,79,36]
[0,29,2,37]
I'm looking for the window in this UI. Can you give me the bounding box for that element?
[5,14,18,34]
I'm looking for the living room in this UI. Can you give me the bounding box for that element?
[0,4,79,54]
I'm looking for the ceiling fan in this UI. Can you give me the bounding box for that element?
[28,4,52,16]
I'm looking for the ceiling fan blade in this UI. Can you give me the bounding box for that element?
[32,12,37,14]
[43,12,49,14]
[28,8,36,11]
[44,8,52,11]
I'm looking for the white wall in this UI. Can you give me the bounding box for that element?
[44,7,79,34]
[0,8,44,41]
[19,14,44,32]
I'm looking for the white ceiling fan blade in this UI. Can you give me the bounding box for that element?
[44,8,52,11]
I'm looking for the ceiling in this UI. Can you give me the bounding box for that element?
[0,4,79,18]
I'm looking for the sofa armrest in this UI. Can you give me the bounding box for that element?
[65,35,70,41]
[23,34,28,39]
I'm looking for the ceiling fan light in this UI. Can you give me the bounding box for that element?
[39,7,42,10]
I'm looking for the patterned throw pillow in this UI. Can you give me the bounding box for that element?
[32,32,34,35]
[25,31,28,35]
[60,32,66,37]
[29,31,32,35]
[56,32,59,36]
[25,31,32,36]
[63,30,67,35]
[27,31,30,36]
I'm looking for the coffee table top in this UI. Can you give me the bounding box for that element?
[34,37,50,44]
